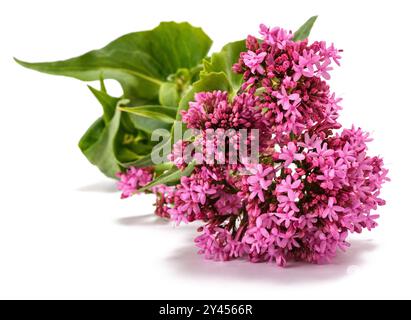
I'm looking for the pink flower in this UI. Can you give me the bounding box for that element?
[247,164,273,202]
[279,142,305,167]
[316,59,333,80]
[215,193,242,215]
[308,141,334,166]
[181,91,228,129]
[168,140,189,169]
[168,207,189,225]
[277,190,300,214]
[282,76,296,89]
[276,175,301,197]
[284,100,302,119]
[195,226,244,261]
[274,210,298,228]
[317,158,347,190]
[177,176,217,216]
[259,25,292,49]
[293,49,320,81]
[242,217,273,255]
[321,42,342,66]
[116,167,153,199]
[276,228,300,250]
[275,86,301,111]
[337,142,356,164]
[321,197,345,221]
[192,181,217,205]
[242,50,267,74]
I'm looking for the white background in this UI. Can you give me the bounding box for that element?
[0,0,409,299]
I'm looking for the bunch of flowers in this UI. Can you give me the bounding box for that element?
[117,24,388,266]
[18,17,388,266]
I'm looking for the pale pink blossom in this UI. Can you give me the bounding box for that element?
[279,142,305,167]
[242,50,267,74]
[275,86,301,111]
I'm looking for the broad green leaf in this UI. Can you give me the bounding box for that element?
[79,86,162,177]
[16,22,213,176]
[126,113,172,134]
[78,87,122,178]
[15,22,212,102]
[138,162,196,192]
[293,16,318,41]
[119,105,177,124]
[202,40,246,92]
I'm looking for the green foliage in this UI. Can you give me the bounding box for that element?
[16,18,317,185]
[293,16,318,41]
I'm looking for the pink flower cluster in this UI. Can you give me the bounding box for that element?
[118,25,388,266]
[233,25,343,143]
[182,91,266,131]
[116,167,153,199]
[174,91,270,168]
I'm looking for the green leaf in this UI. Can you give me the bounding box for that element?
[113,113,161,163]
[159,82,180,107]
[78,87,122,178]
[202,40,246,92]
[87,85,118,124]
[119,105,177,124]
[15,22,212,102]
[293,16,318,42]
[153,162,174,175]
[121,154,157,168]
[118,131,170,168]
[79,86,164,177]
[138,162,196,192]
[16,22,213,176]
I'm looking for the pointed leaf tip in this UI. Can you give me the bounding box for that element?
[14,57,28,67]
[293,16,318,41]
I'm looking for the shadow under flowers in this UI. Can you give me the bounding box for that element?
[116,214,170,227]
[76,181,118,193]
[166,239,377,284]
[115,213,377,283]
